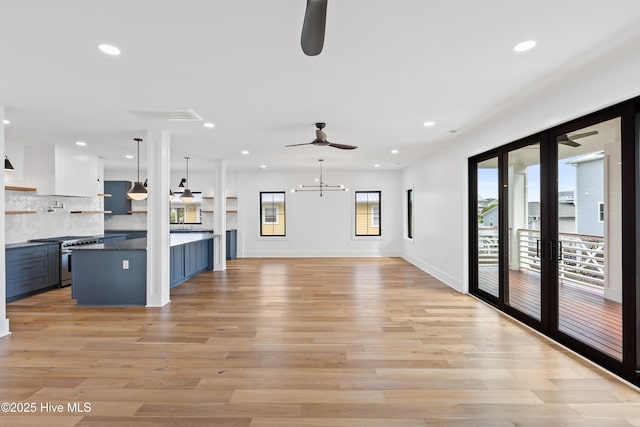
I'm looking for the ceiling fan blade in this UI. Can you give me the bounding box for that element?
[568,130,598,140]
[557,135,581,147]
[285,142,315,147]
[328,142,358,150]
[301,0,327,56]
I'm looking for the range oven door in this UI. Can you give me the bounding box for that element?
[60,249,72,287]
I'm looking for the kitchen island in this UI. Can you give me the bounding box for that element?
[71,232,217,306]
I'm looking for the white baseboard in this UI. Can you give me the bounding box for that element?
[0,319,10,338]
[401,254,463,293]
[242,250,403,258]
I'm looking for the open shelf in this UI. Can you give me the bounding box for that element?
[201,210,214,213]
[127,210,147,214]
[5,210,37,215]
[97,193,112,197]
[5,186,37,192]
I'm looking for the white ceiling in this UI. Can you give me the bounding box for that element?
[2,1,640,173]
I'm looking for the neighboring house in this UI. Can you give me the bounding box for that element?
[480,205,498,228]
[528,198,576,233]
[569,152,604,236]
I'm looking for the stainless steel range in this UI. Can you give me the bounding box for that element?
[29,236,99,287]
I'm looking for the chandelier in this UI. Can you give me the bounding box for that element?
[292,159,347,197]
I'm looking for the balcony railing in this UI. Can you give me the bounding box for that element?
[478,227,605,290]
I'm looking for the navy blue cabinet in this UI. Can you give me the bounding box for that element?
[170,239,212,287]
[6,243,59,302]
[104,181,132,215]
[226,230,237,260]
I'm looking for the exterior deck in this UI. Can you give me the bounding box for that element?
[479,267,622,360]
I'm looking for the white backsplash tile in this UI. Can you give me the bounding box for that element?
[5,192,103,243]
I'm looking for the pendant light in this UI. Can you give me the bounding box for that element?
[4,155,15,171]
[127,138,148,200]
[180,156,194,202]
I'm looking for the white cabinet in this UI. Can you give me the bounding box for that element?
[24,145,98,197]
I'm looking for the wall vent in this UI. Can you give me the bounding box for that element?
[128,109,203,121]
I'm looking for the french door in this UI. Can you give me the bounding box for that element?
[470,100,638,385]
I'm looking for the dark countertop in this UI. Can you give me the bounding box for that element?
[73,233,218,251]
[5,241,56,250]
[96,233,129,239]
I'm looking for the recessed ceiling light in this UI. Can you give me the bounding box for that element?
[98,44,121,56]
[203,122,215,128]
[391,149,399,154]
[513,40,536,52]
[423,121,435,127]
[125,155,134,159]
[374,164,381,168]
[260,165,267,169]
[3,119,10,125]
[241,150,249,155]
[75,141,87,146]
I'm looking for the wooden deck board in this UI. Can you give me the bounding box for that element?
[478,267,622,360]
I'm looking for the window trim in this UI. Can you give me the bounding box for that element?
[598,201,604,223]
[354,190,382,237]
[407,188,413,239]
[263,205,279,224]
[259,191,286,237]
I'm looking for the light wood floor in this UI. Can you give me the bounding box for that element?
[1,258,639,426]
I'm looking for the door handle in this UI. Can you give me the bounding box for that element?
[536,239,540,258]
[558,241,563,261]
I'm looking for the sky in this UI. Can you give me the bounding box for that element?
[477,160,577,202]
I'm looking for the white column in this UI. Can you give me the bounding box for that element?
[0,106,10,336]
[212,159,226,271]
[146,128,171,307]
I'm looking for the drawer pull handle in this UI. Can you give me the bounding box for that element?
[21,266,34,270]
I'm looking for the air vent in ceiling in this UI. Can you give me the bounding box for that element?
[128,109,203,121]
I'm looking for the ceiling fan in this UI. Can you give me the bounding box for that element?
[558,130,598,147]
[286,123,358,150]
[301,0,328,56]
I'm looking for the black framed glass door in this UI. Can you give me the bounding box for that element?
[552,116,623,361]
[470,98,638,385]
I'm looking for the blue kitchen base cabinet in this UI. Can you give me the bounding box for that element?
[6,243,60,302]
[73,250,146,306]
[171,239,213,287]
[72,234,215,305]
[226,230,237,260]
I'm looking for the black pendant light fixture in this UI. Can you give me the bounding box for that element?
[4,155,15,171]
[127,138,148,201]
[292,159,347,197]
[180,156,194,202]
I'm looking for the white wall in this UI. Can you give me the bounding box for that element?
[237,169,402,257]
[3,144,104,243]
[401,27,640,293]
